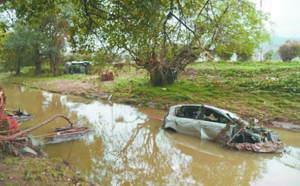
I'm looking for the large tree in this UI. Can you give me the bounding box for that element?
[1,0,71,76]
[69,0,270,85]
[3,0,270,84]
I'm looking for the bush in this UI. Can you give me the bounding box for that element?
[278,40,300,62]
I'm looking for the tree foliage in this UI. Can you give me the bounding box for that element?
[69,0,270,85]
[215,44,234,61]
[236,39,256,62]
[278,40,300,62]
[1,0,71,76]
[2,24,47,75]
[2,0,270,85]
[264,50,273,61]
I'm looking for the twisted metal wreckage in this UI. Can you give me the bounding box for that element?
[163,105,284,153]
[0,87,92,156]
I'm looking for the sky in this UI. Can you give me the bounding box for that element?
[252,0,300,37]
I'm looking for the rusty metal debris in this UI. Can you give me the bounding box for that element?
[0,86,92,156]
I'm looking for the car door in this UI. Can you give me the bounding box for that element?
[199,108,234,140]
[200,120,228,139]
[175,106,202,138]
[176,117,202,138]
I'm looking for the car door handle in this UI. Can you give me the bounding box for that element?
[202,125,208,129]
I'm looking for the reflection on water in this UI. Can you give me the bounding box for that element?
[2,84,300,185]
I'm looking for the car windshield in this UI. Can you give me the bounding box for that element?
[224,112,249,125]
[203,105,249,125]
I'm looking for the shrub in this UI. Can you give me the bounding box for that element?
[278,40,300,62]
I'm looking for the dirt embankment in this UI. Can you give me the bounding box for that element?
[32,79,110,99]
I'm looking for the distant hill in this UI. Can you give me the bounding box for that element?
[261,36,300,60]
[271,36,300,45]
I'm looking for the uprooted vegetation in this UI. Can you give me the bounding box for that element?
[1,61,299,125]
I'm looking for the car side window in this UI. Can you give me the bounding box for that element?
[177,106,200,119]
[202,108,228,124]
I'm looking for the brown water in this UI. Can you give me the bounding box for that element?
[2,84,300,185]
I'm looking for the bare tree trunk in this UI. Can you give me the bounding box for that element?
[16,58,21,75]
[149,64,177,86]
[55,56,61,76]
[34,47,42,74]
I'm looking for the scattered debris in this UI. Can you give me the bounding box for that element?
[225,141,283,153]
[19,147,38,156]
[0,86,92,157]
[101,70,114,81]
[37,125,93,145]
[1,114,92,156]
[223,119,284,153]
[5,109,33,123]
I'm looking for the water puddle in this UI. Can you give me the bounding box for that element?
[2,84,300,185]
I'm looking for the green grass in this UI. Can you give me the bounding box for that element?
[0,157,90,185]
[0,61,299,124]
[105,61,300,123]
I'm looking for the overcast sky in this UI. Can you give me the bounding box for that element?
[252,0,300,37]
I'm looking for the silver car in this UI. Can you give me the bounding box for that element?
[162,104,244,141]
[163,104,283,152]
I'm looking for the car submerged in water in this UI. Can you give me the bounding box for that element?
[162,104,284,153]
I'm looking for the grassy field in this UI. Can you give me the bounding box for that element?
[0,61,299,125]
[0,157,90,185]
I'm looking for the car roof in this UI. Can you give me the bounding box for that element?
[203,105,240,119]
[171,104,202,108]
[171,104,248,125]
[171,104,240,119]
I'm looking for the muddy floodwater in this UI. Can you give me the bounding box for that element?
[3,84,300,185]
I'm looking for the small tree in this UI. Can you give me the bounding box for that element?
[215,44,234,61]
[278,40,300,62]
[236,41,255,62]
[3,24,34,75]
[264,50,273,61]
